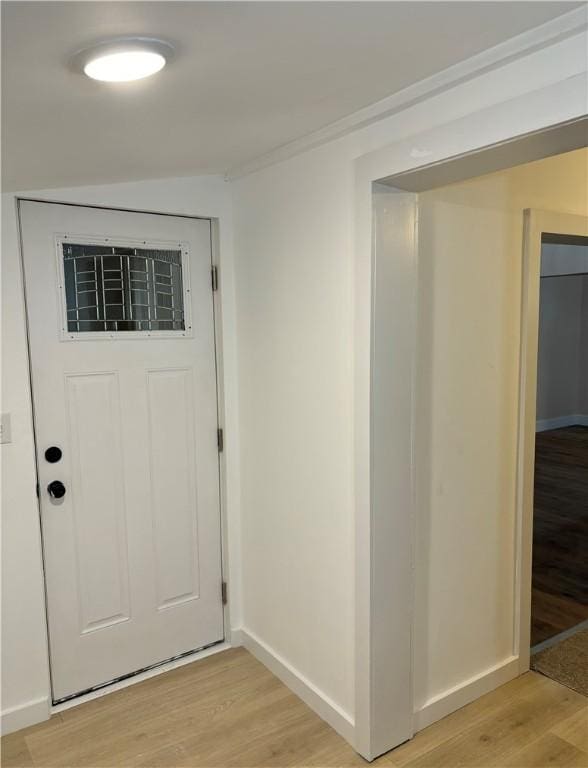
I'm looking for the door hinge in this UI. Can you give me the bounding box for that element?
[211,265,219,292]
[217,428,224,453]
[221,581,228,605]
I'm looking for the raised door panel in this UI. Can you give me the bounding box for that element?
[66,372,130,633]
[147,368,200,610]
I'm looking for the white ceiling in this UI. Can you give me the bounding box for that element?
[2,1,581,191]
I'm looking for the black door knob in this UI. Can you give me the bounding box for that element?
[45,446,62,463]
[47,480,66,499]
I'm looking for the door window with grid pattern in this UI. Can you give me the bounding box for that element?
[62,242,186,334]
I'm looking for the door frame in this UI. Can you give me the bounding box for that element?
[515,209,588,673]
[353,109,587,759]
[16,197,233,705]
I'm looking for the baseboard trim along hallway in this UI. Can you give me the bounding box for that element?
[235,628,355,745]
[413,655,520,731]
[536,414,588,432]
[0,697,50,737]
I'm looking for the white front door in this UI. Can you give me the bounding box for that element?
[19,200,224,703]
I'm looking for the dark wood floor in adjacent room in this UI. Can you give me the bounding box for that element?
[532,425,588,646]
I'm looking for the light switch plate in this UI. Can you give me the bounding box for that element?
[0,413,12,444]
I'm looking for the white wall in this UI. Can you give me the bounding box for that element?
[1,176,240,732]
[232,27,587,730]
[0,197,50,730]
[540,243,588,276]
[536,272,586,423]
[232,139,356,717]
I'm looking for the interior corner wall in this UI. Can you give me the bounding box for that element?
[413,148,588,713]
[1,175,239,733]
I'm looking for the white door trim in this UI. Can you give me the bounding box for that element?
[353,170,419,762]
[515,209,588,674]
[16,197,233,705]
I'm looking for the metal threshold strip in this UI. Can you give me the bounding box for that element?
[52,639,224,705]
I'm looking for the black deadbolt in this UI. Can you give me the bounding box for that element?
[47,480,66,499]
[45,446,62,463]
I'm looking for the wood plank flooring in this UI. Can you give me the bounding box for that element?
[532,425,588,646]
[2,648,587,767]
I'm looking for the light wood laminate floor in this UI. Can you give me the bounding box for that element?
[2,648,587,767]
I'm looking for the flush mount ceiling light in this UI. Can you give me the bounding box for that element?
[73,38,173,82]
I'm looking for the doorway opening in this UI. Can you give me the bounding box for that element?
[529,231,588,694]
[360,120,587,759]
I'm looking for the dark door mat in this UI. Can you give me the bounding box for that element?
[531,628,588,697]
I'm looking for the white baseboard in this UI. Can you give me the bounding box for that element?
[238,627,355,745]
[536,414,588,432]
[1,696,50,736]
[413,655,519,732]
